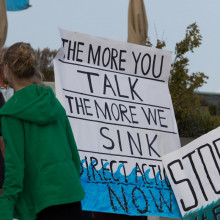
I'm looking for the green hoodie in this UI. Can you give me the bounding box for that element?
[0,85,85,220]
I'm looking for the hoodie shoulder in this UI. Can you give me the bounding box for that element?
[0,85,62,125]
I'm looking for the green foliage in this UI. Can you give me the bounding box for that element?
[179,111,220,137]
[35,48,58,81]
[208,104,217,115]
[147,23,220,137]
[155,39,166,49]
[169,23,211,136]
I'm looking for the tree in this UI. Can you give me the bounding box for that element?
[147,23,220,137]
[169,23,210,136]
[35,48,58,81]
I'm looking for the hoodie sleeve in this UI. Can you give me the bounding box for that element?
[65,117,81,176]
[0,116,24,220]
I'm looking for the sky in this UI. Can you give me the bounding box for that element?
[4,0,220,93]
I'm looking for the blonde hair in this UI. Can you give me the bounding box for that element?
[3,42,44,85]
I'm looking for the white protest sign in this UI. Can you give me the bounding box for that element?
[162,127,220,219]
[54,28,181,218]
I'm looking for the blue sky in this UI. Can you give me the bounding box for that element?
[4,0,220,93]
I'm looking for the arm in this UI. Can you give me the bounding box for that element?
[65,117,81,176]
[0,116,24,220]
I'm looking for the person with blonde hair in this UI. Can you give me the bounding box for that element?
[0,42,85,220]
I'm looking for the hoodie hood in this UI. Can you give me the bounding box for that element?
[0,85,59,125]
